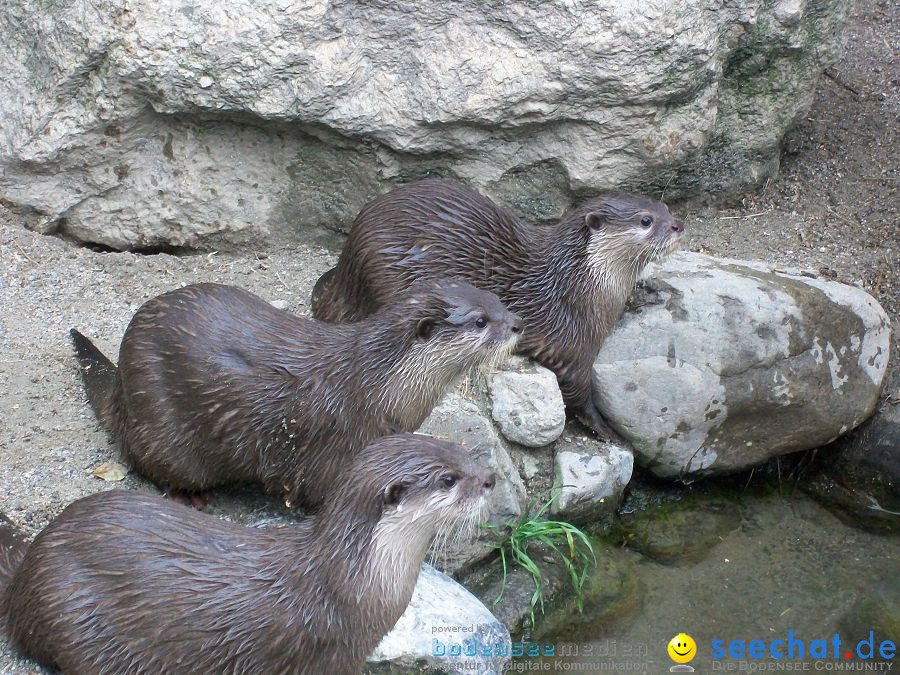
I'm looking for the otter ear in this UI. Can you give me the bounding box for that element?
[416,317,436,340]
[585,212,605,231]
[384,483,406,506]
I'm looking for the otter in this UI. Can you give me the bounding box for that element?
[0,434,495,674]
[71,279,520,507]
[311,179,684,443]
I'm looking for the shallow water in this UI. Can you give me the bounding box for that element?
[528,492,898,673]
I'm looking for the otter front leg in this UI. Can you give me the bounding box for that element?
[572,397,632,449]
[163,489,211,510]
[557,365,633,449]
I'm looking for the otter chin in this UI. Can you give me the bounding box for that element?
[0,434,495,675]
[70,278,521,507]
[311,178,684,445]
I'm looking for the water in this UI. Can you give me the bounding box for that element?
[529,491,898,673]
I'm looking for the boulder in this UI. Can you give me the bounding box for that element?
[593,252,891,479]
[488,357,566,448]
[418,393,526,575]
[368,564,511,674]
[0,0,849,249]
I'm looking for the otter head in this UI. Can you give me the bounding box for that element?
[382,279,522,426]
[324,433,495,598]
[410,277,521,358]
[581,194,684,277]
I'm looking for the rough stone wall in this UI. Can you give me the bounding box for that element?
[0,0,850,249]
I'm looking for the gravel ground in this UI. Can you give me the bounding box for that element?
[0,0,896,671]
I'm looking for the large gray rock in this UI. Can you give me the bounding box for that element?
[488,357,566,448]
[418,393,526,574]
[0,0,849,249]
[368,564,511,674]
[593,252,891,478]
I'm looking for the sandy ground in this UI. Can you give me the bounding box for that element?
[0,0,896,672]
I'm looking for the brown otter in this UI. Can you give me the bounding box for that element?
[71,279,520,507]
[0,434,495,674]
[311,179,684,444]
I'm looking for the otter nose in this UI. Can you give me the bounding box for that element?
[482,473,496,492]
[510,316,523,334]
[671,220,684,233]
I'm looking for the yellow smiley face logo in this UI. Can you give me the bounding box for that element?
[668,633,696,663]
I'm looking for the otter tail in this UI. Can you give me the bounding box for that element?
[310,266,338,321]
[69,329,120,433]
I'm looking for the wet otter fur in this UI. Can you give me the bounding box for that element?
[311,179,684,443]
[71,279,520,507]
[0,434,495,674]
[0,515,26,638]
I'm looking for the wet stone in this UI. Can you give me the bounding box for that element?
[800,390,900,533]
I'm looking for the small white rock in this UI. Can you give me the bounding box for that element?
[369,564,511,673]
[488,359,566,448]
[552,446,633,520]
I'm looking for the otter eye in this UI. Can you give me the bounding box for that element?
[640,215,653,227]
[441,474,457,489]
[475,317,488,329]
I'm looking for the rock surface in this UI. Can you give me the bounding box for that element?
[551,441,633,522]
[488,357,566,448]
[368,564,511,674]
[593,252,891,479]
[418,393,526,575]
[0,0,849,249]
[801,388,900,532]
